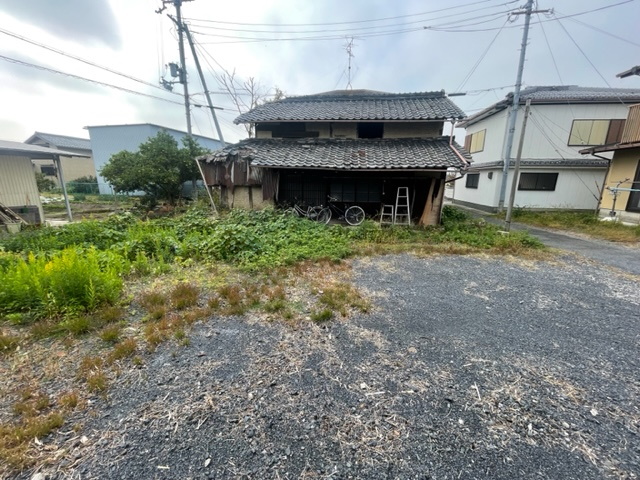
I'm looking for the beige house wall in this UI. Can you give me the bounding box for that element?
[32,154,96,184]
[0,154,44,222]
[226,186,273,209]
[599,149,640,222]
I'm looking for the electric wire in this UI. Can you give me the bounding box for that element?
[0,27,181,97]
[552,15,628,106]
[0,54,185,106]
[422,1,636,32]
[453,18,509,93]
[183,0,514,27]
[561,13,640,49]
[185,2,518,35]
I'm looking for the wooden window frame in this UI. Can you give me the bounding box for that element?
[465,129,486,153]
[517,172,558,191]
[568,119,626,147]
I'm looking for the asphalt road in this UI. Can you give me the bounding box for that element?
[45,254,640,480]
[457,205,640,276]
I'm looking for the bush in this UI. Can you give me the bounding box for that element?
[67,176,99,194]
[0,248,123,317]
[35,172,56,192]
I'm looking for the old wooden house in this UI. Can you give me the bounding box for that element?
[198,89,469,225]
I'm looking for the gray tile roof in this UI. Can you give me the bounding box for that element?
[200,137,469,170]
[469,158,608,170]
[458,85,640,128]
[27,132,92,151]
[235,89,466,124]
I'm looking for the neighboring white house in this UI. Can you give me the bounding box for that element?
[453,86,640,212]
[86,123,222,195]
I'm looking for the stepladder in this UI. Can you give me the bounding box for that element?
[394,187,411,225]
[380,204,394,225]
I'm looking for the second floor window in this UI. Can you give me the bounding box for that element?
[568,119,625,146]
[464,129,486,153]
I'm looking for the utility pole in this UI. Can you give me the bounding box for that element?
[175,0,192,135]
[184,24,225,147]
[504,99,531,231]
[497,0,551,211]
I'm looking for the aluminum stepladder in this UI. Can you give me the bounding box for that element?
[379,204,394,225]
[394,187,411,225]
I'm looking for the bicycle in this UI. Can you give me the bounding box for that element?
[321,196,366,226]
[286,202,331,224]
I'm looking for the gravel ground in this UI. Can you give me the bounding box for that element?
[31,254,640,480]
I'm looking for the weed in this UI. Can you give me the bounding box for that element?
[317,283,370,317]
[99,325,121,344]
[264,298,287,313]
[77,355,103,380]
[12,389,50,418]
[148,306,166,321]
[58,315,91,336]
[95,306,125,325]
[132,356,144,367]
[29,320,59,340]
[207,297,221,310]
[58,391,81,410]
[86,371,108,393]
[170,283,199,310]
[0,330,20,354]
[0,411,64,470]
[140,290,166,309]
[107,338,137,363]
[311,309,333,323]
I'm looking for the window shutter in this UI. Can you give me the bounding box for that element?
[606,119,626,144]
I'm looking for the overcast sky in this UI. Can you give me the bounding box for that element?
[0,0,639,145]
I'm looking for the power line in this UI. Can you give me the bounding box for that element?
[190,10,514,44]
[0,54,185,106]
[183,0,513,27]
[184,2,518,35]
[0,27,180,97]
[424,1,636,32]
[558,10,640,49]
[454,18,509,93]
[552,15,627,106]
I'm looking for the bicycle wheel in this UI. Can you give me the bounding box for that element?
[345,206,365,225]
[315,207,332,225]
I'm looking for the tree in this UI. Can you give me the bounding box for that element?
[100,131,210,205]
[35,172,56,192]
[215,67,286,138]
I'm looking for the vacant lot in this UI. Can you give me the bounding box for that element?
[18,253,638,480]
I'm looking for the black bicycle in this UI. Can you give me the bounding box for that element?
[322,196,366,225]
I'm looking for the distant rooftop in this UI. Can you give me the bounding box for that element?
[0,139,90,158]
[25,131,91,151]
[235,89,466,124]
[459,86,640,127]
[84,123,219,143]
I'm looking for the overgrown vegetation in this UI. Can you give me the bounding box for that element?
[503,209,640,243]
[0,205,545,475]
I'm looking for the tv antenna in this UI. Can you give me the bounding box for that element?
[344,37,355,90]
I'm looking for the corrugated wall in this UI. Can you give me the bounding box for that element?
[0,154,43,222]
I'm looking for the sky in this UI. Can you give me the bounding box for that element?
[1,0,639,146]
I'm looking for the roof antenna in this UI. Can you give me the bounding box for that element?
[344,37,355,90]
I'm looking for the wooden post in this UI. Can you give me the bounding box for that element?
[418,178,436,226]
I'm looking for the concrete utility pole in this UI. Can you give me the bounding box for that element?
[504,99,532,231]
[497,0,551,211]
[184,24,225,147]
[174,0,192,135]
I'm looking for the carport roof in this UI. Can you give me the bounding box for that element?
[0,140,90,159]
[199,137,469,170]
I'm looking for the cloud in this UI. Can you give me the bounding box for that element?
[0,0,121,47]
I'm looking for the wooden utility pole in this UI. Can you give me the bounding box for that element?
[504,98,532,231]
[497,0,551,211]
